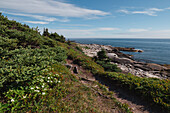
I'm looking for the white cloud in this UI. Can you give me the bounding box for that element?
[0,0,109,18]
[117,9,129,14]
[1,11,69,22]
[98,27,120,31]
[49,27,170,38]
[113,29,170,38]
[60,24,91,27]
[128,29,148,32]
[24,21,49,24]
[149,8,164,11]
[132,11,157,16]
[118,7,164,16]
[48,27,120,37]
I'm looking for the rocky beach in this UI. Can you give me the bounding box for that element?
[78,43,170,79]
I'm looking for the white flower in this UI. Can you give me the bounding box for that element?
[48,77,50,79]
[36,86,39,89]
[58,81,61,83]
[51,81,53,83]
[11,99,14,102]
[35,90,40,92]
[42,85,44,88]
[23,96,26,99]
[47,80,49,82]
[30,87,34,90]
[42,92,45,95]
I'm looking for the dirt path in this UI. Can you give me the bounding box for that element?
[66,60,163,113]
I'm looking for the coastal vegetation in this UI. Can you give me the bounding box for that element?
[0,13,131,112]
[0,13,169,112]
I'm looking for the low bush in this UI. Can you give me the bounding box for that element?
[96,60,121,72]
[96,72,170,111]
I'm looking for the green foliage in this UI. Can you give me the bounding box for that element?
[96,60,121,72]
[96,72,170,111]
[97,49,107,60]
[43,28,50,37]
[67,48,104,74]
[0,46,67,112]
[95,49,121,72]
[0,13,69,112]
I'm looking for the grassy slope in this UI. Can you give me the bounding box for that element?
[0,13,131,112]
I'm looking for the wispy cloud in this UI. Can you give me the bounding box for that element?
[24,21,49,24]
[118,7,165,16]
[48,27,120,37]
[60,24,91,27]
[48,27,170,38]
[128,29,148,32]
[1,11,69,22]
[98,27,120,31]
[117,9,130,14]
[0,0,109,19]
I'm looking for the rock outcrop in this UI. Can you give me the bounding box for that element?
[78,43,169,79]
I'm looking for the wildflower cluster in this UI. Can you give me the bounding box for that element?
[2,70,63,111]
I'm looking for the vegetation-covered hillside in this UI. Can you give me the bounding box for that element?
[0,13,169,112]
[0,13,132,112]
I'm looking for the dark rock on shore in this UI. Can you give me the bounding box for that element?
[146,63,167,71]
[114,47,143,52]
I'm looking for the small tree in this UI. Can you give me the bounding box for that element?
[43,28,50,37]
[97,49,107,60]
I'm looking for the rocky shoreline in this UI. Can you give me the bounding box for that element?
[78,43,170,79]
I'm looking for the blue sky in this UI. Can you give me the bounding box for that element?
[1,0,170,38]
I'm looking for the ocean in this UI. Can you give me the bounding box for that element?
[70,38,170,65]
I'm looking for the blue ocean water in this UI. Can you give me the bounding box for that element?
[70,38,170,64]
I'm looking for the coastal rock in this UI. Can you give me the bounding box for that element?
[107,53,118,59]
[138,50,143,52]
[133,64,151,71]
[73,66,79,74]
[146,63,167,71]
[111,57,134,65]
[78,43,168,79]
[114,47,143,52]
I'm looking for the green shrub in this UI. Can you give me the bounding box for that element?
[96,72,170,111]
[96,60,121,72]
[97,49,107,60]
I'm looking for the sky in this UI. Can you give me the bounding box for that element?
[0,0,170,38]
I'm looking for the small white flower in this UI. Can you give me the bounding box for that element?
[51,81,53,83]
[36,86,39,89]
[11,99,14,102]
[58,81,61,83]
[42,92,45,95]
[30,87,34,90]
[48,77,50,79]
[35,90,40,92]
[47,80,49,82]
[23,96,26,99]
[42,85,44,88]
